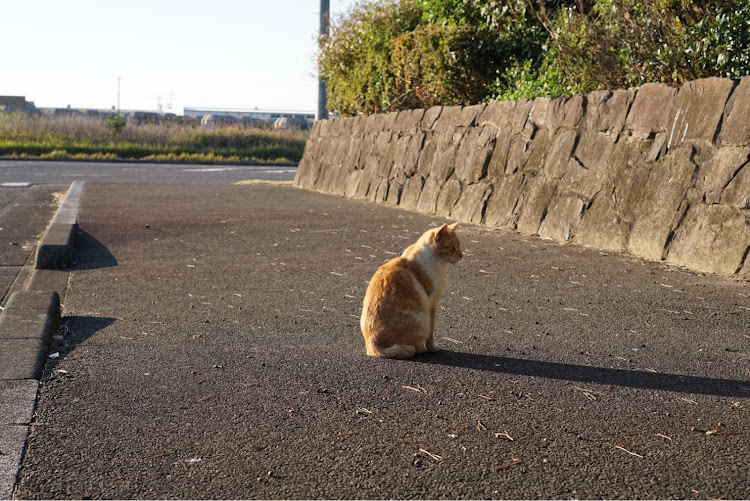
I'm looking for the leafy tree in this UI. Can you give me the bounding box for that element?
[318,0,750,116]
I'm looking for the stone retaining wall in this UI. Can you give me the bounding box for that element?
[294,77,750,277]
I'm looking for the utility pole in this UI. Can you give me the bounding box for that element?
[117,77,121,113]
[316,0,329,121]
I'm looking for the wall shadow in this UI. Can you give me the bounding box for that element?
[415,349,750,398]
[54,315,117,358]
[72,228,118,270]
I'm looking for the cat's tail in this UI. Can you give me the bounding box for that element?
[366,341,416,359]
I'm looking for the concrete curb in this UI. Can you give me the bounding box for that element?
[0,291,61,380]
[0,180,83,500]
[35,180,85,270]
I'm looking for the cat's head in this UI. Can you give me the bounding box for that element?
[431,222,462,264]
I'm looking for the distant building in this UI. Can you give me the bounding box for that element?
[0,96,33,112]
[184,107,314,128]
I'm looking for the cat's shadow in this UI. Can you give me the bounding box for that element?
[414,349,749,398]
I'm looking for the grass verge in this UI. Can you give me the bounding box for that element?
[0,113,306,164]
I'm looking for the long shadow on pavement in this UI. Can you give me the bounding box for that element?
[55,316,117,358]
[416,349,750,398]
[72,229,117,270]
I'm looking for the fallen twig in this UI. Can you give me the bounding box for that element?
[418,448,443,462]
[499,459,521,470]
[495,431,514,441]
[614,445,643,458]
[402,385,427,393]
[334,432,357,438]
[655,433,672,441]
[574,386,599,401]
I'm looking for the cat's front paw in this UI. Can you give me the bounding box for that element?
[427,345,440,353]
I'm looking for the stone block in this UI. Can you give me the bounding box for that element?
[544,96,568,132]
[544,129,578,180]
[342,136,363,170]
[318,118,333,137]
[627,147,697,261]
[364,113,388,134]
[484,173,527,228]
[435,179,462,217]
[370,178,389,203]
[384,111,399,130]
[646,132,668,162]
[417,177,441,215]
[358,134,376,164]
[596,89,634,134]
[609,137,654,224]
[560,132,616,200]
[721,163,750,209]
[666,204,750,275]
[432,121,458,150]
[575,185,630,253]
[421,106,443,130]
[390,134,413,174]
[516,175,555,235]
[416,140,438,179]
[477,101,515,128]
[583,90,611,130]
[393,108,425,132]
[451,181,493,224]
[456,104,486,128]
[433,145,457,185]
[538,196,585,242]
[351,115,366,135]
[667,77,736,150]
[510,100,533,135]
[560,94,585,129]
[721,76,750,146]
[400,176,424,210]
[455,128,494,183]
[522,127,549,175]
[385,171,406,205]
[486,125,513,181]
[402,133,424,177]
[626,83,677,138]
[344,170,366,199]
[433,105,462,130]
[506,136,533,175]
[528,97,551,128]
[698,147,750,203]
[374,130,393,156]
[355,169,373,199]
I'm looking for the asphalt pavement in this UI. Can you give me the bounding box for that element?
[9,182,750,499]
[0,160,296,186]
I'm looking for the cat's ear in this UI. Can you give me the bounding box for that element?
[436,223,449,240]
[448,222,459,231]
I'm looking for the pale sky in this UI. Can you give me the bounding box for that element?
[1,0,357,114]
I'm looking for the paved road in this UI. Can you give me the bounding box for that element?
[12,182,750,499]
[0,160,296,185]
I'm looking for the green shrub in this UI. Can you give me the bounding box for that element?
[318,0,750,115]
[545,0,750,90]
[105,113,126,134]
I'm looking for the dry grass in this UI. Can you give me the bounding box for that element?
[0,112,307,164]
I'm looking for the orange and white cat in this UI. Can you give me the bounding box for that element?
[361,223,462,358]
